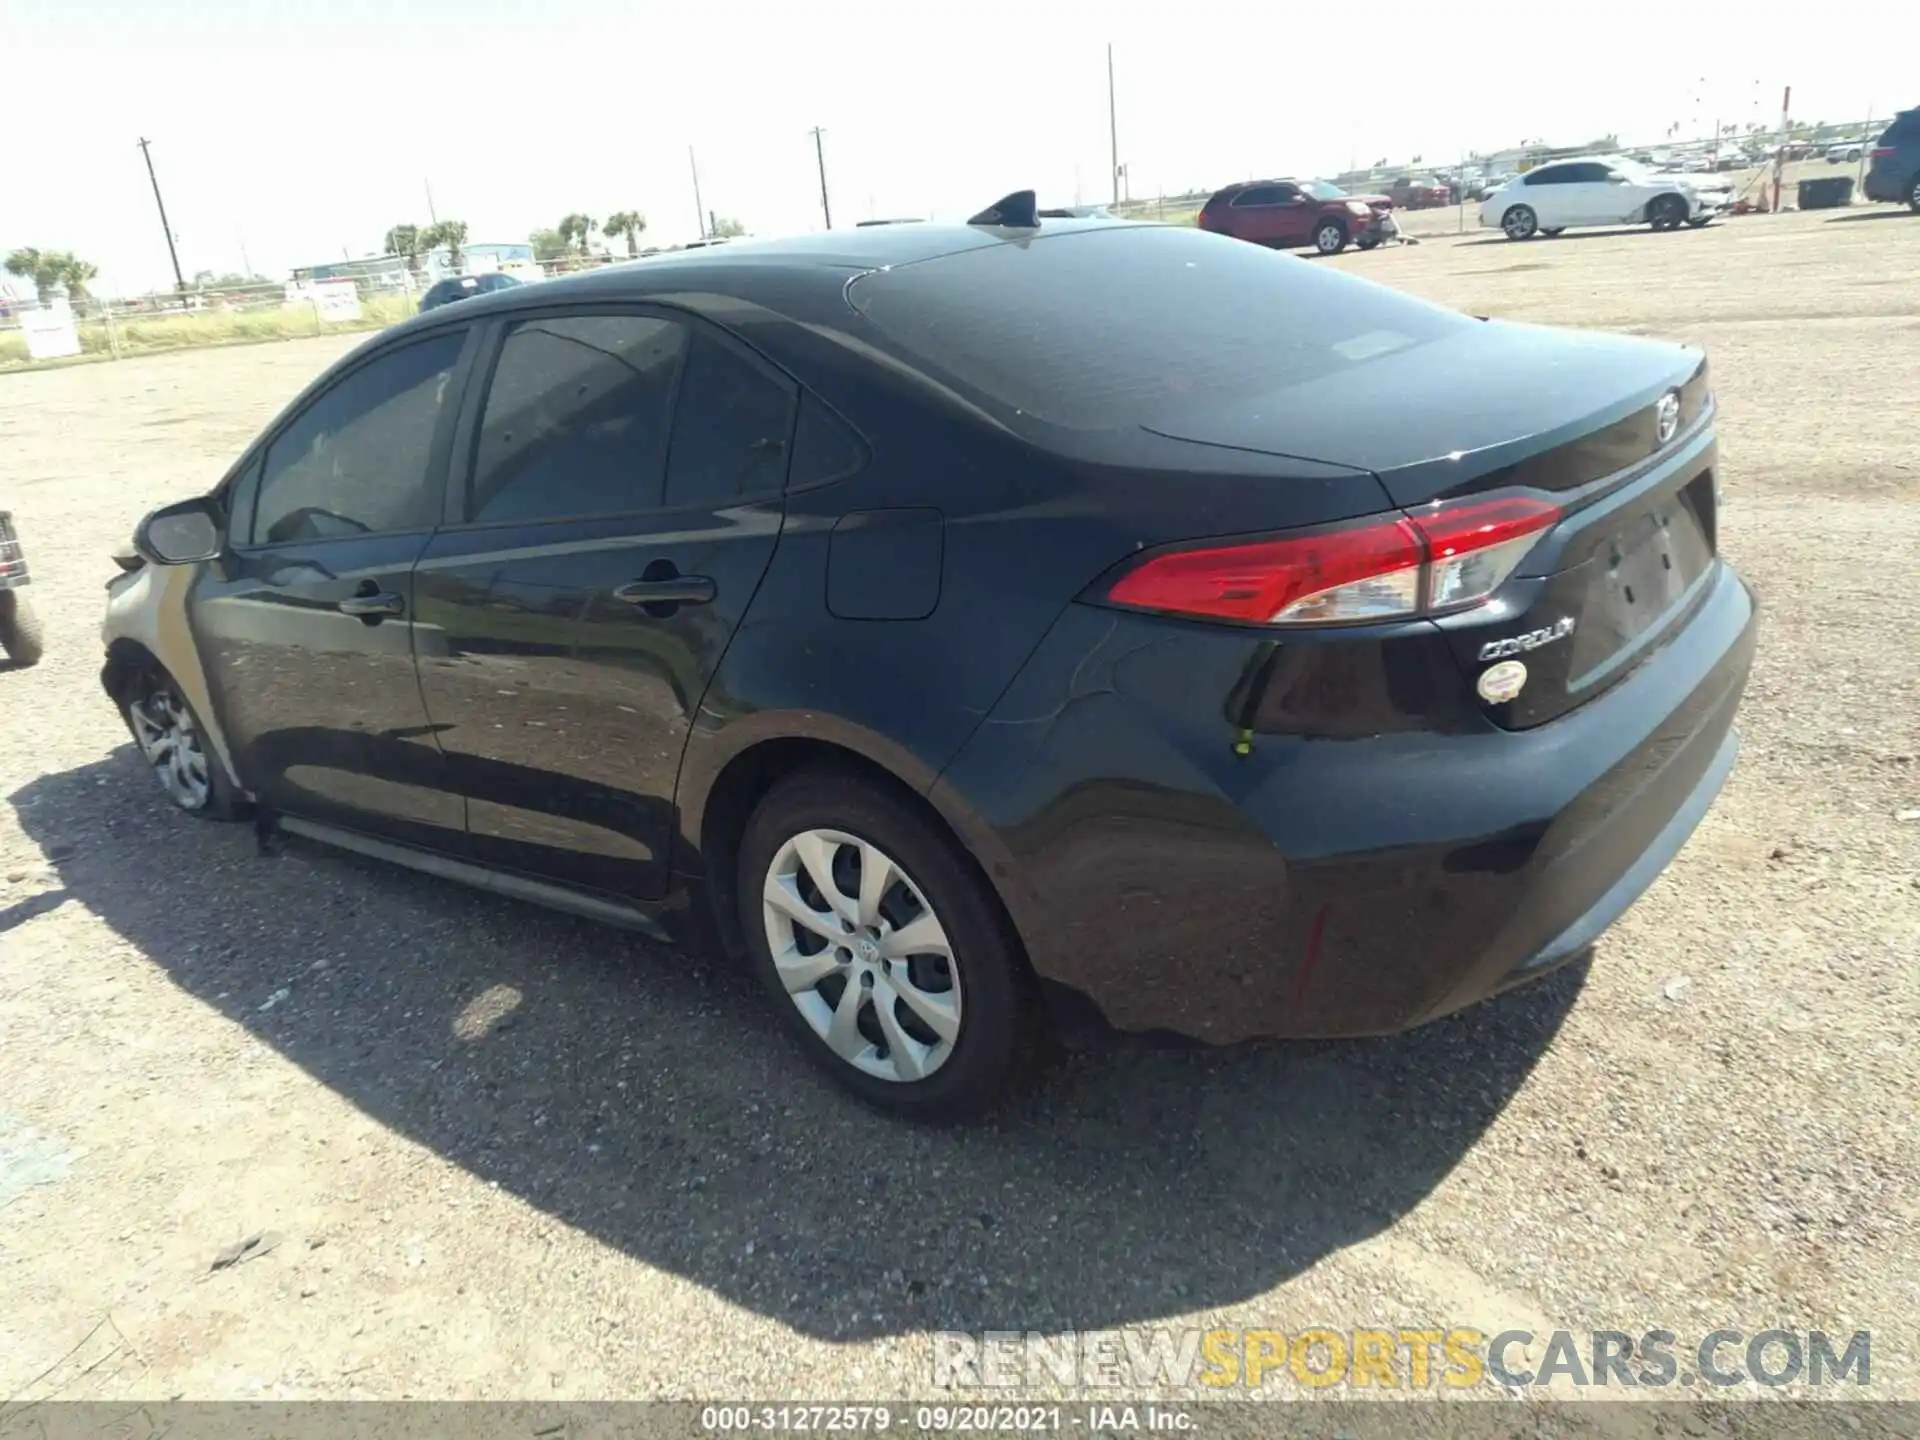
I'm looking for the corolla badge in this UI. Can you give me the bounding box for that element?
[1656,390,1681,447]
[1476,616,1575,662]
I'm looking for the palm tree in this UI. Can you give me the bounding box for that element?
[384,223,423,276]
[420,219,469,273]
[58,255,97,302]
[558,213,597,256]
[603,210,647,257]
[4,247,69,303]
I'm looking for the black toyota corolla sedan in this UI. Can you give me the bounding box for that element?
[106,195,1756,1118]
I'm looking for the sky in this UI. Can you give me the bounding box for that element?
[0,0,1909,297]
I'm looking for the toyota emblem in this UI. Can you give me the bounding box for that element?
[1655,390,1681,448]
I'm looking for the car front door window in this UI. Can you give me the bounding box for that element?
[252,334,465,547]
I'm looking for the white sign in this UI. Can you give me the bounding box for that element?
[21,301,81,360]
[308,279,362,323]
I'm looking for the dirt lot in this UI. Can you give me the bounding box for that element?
[1,206,1915,1409]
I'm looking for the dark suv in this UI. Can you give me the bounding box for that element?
[1198,179,1394,254]
[1863,108,1920,212]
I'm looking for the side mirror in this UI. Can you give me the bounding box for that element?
[136,496,224,565]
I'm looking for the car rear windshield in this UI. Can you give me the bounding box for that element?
[846,225,1468,432]
[1881,112,1920,143]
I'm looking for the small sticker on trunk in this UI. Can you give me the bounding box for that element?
[1477,659,1529,704]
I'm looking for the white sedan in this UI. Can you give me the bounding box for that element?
[1480,157,1733,240]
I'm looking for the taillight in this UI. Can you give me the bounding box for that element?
[1103,492,1561,627]
[1871,147,1895,158]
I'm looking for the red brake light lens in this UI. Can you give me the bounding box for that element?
[1871,147,1896,158]
[1104,492,1560,627]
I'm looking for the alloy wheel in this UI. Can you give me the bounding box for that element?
[128,685,212,811]
[1314,224,1345,254]
[1502,206,1537,240]
[760,828,961,1083]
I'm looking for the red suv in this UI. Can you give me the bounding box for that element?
[1197,179,1394,254]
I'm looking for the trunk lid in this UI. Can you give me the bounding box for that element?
[1145,318,1705,515]
[1147,320,1719,728]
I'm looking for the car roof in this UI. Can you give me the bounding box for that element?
[380,218,1142,337]
[1211,178,1305,196]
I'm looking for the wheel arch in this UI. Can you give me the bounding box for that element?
[680,722,1040,986]
[102,636,161,704]
[100,634,247,796]
[1647,191,1689,224]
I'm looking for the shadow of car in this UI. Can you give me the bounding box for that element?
[10,750,1587,1340]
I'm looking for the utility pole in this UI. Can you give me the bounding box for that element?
[1107,44,1120,206]
[136,137,187,297]
[689,146,707,240]
[810,126,832,230]
[425,178,438,224]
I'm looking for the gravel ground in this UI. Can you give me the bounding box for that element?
[0,207,1915,1411]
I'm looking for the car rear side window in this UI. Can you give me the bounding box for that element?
[251,331,464,546]
[1881,113,1920,143]
[1231,185,1290,207]
[467,313,687,523]
[847,224,1468,432]
[662,332,797,508]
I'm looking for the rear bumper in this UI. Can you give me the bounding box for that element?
[938,562,1757,1043]
[1862,164,1907,203]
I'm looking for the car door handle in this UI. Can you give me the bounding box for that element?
[337,590,405,619]
[613,575,716,607]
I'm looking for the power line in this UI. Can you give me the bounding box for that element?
[136,137,186,296]
[810,127,832,231]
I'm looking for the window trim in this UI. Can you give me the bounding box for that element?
[439,300,801,533]
[1229,184,1296,208]
[230,324,479,555]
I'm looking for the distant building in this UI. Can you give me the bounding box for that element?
[291,241,540,291]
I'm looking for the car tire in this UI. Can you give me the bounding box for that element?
[1355,235,1381,251]
[1501,205,1539,240]
[1908,174,1920,214]
[1312,220,1348,255]
[1650,194,1689,230]
[737,767,1041,1121]
[120,666,244,820]
[1686,215,1713,228]
[1541,227,1566,237]
[0,591,44,667]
